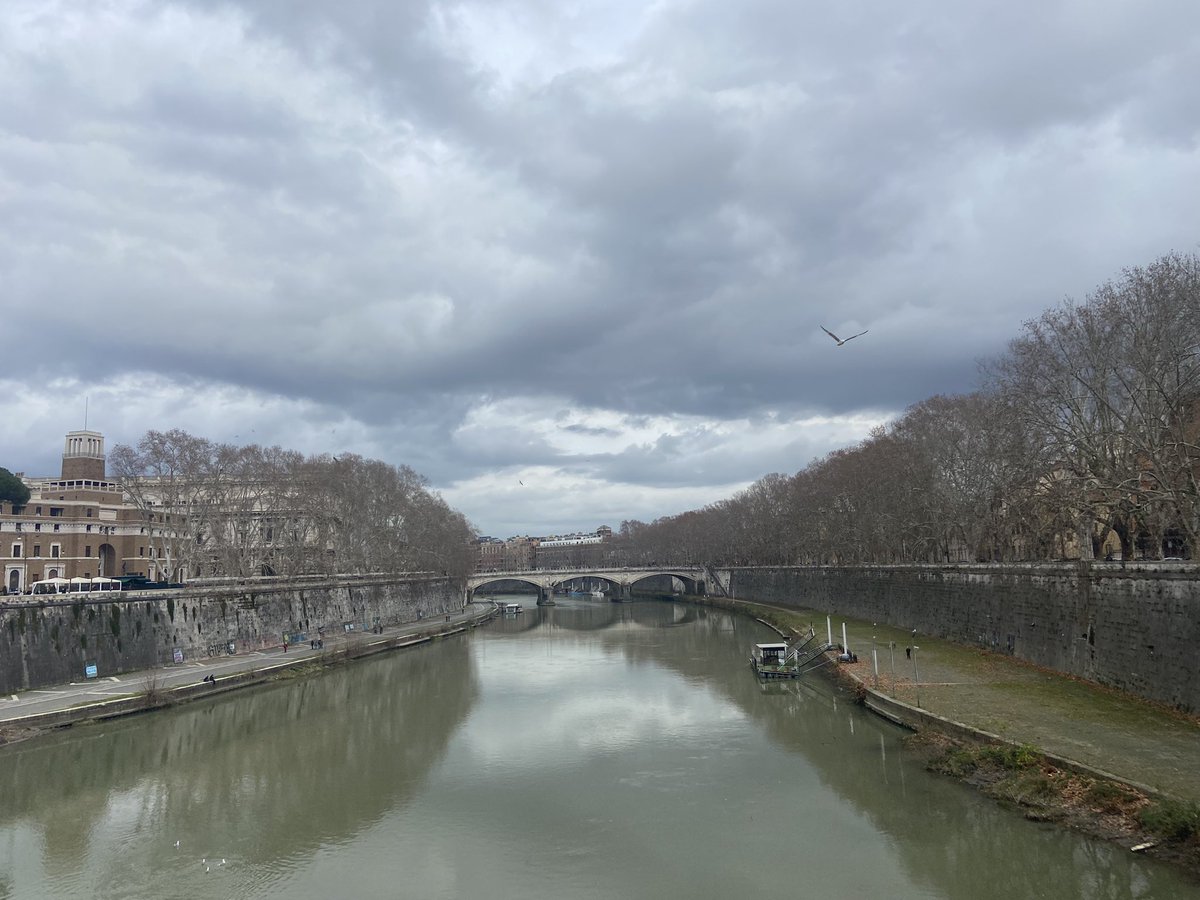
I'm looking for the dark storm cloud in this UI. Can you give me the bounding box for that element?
[3,0,1199,534]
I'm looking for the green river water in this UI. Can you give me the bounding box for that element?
[0,597,1194,899]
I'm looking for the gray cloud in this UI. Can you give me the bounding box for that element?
[2,0,1198,535]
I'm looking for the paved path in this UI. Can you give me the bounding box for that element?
[0,603,494,727]
[778,607,1200,803]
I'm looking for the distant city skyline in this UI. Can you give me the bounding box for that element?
[3,1,1198,536]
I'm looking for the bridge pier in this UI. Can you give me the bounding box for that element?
[536,585,555,606]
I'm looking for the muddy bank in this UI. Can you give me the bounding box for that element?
[904,729,1200,881]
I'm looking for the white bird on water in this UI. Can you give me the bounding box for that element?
[820,325,868,346]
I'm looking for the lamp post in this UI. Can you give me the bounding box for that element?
[911,645,920,708]
[872,626,878,689]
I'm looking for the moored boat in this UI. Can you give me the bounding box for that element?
[750,642,800,678]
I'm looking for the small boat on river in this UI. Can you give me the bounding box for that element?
[750,643,801,679]
[750,629,835,679]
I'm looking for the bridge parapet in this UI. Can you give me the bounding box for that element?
[467,566,708,598]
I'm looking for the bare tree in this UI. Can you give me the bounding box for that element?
[109,430,214,581]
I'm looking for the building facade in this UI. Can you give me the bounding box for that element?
[1,431,164,594]
[473,526,614,572]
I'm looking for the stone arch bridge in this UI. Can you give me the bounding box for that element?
[467,566,712,604]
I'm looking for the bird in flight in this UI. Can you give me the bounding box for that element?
[821,325,868,346]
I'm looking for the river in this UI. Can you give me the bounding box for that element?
[0,597,1194,899]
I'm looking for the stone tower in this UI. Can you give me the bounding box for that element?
[60,430,106,481]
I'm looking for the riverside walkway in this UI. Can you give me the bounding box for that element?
[0,602,496,735]
[754,601,1200,804]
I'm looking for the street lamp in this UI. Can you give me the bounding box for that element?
[871,625,878,690]
[911,645,920,708]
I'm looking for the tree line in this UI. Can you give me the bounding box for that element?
[109,432,475,582]
[612,251,1200,567]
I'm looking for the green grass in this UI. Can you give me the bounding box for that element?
[1139,799,1200,841]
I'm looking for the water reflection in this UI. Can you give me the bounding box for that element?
[0,640,476,898]
[482,599,1197,900]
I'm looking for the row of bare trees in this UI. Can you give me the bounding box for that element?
[109,432,475,582]
[614,251,1200,567]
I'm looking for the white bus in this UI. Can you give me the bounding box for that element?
[29,577,122,595]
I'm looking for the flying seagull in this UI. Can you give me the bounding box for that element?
[820,325,868,346]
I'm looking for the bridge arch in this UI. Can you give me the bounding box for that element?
[468,576,550,604]
[626,571,702,595]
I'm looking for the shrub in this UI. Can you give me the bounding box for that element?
[1139,799,1200,841]
[931,747,981,777]
[979,744,1040,770]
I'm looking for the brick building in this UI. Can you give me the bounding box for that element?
[1,430,163,594]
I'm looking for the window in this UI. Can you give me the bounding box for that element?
[51,545,60,558]
[86,508,93,517]
[86,524,93,532]
[139,547,144,557]
[35,506,42,515]
[32,544,41,557]
[34,523,41,532]
[84,545,91,557]
[11,544,20,558]
[52,524,60,532]
[49,508,63,517]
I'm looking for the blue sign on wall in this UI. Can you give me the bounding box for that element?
[84,663,98,679]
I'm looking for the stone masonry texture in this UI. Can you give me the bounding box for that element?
[725,564,1199,714]
[0,575,461,694]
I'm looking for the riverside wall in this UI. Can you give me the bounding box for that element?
[721,564,1199,714]
[0,574,462,694]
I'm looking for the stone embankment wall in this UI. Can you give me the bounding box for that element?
[0,574,462,694]
[721,564,1198,714]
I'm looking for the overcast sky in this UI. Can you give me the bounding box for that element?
[2,1,1198,537]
